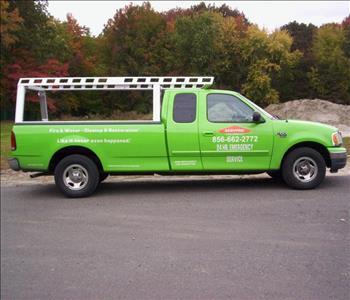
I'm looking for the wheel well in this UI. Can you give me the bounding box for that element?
[281,142,331,168]
[49,146,104,173]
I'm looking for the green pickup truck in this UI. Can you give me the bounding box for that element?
[8,77,347,197]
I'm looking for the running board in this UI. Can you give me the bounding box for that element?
[30,172,49,178]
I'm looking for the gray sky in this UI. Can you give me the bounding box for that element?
[47,1,349,36]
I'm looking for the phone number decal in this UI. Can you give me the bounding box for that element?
[212,135,258,143]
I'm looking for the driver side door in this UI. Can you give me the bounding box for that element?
[198,92,274,171]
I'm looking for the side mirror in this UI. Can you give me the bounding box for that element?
[252,111,262,122]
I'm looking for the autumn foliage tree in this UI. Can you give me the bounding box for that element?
[1,0,69,118]
[0,0,22,116]
[1,1,349,119]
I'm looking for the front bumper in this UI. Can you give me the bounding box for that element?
[329,151,347,172]
[8,158,20,171]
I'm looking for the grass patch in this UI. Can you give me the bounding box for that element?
[1,121,13,170]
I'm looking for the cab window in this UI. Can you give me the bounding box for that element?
[173,93,196,123]
[207,94,254,123]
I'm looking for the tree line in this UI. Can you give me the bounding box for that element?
[1,1,349,119]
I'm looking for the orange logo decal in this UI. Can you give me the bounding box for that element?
[218,126,251,134]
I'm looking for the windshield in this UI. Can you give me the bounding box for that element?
[238,94,276,120]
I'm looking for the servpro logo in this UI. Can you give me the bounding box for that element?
[218,126,251,134]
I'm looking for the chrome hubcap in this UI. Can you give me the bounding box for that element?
[292,157,318,183]
[63,164,88,191]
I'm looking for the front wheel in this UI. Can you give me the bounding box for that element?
[54,154,100,198]
[282,147,326,189]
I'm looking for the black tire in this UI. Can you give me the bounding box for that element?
[282,147,326,189]
[54,154,100,198]
[99,173,109,183]
[266,170,282,180]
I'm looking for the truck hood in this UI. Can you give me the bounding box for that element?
[271,119,339,147]
[278,119,338,133]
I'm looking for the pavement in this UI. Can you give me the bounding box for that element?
[1,174,349,300]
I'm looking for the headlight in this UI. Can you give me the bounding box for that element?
[332,131,343,146]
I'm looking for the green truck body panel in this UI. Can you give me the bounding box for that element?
[11,89,346,173]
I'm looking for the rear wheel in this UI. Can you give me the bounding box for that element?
[282,147,326,189]
[54,154,99,198]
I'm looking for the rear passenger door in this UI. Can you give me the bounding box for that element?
[166,91,203,171]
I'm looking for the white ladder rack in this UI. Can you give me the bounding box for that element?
[15,76,214,122]
[19,76,214,90]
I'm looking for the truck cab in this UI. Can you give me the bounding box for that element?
[8,77,347,197]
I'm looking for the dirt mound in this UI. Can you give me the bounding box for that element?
[265,99,350,136]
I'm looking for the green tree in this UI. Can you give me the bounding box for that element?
[102,2,169,76]
[172,12,221,75]
[280,22,317,99]
[242,59,280,106]
[281,21,316,54]
[309,24,350,103]
[342,15,350,58]
[241,26,301,106]
[212,16,246,90]
[101,3,173,113]
[268,29,302,101]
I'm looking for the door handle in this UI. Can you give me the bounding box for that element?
[203,131,214,137]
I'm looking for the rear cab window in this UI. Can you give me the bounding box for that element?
[173,93,197,123]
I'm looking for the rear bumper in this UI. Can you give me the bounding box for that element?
[8,158,20,171]
[329,151,347,171]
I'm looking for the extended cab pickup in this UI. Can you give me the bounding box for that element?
[9,76,347,197]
